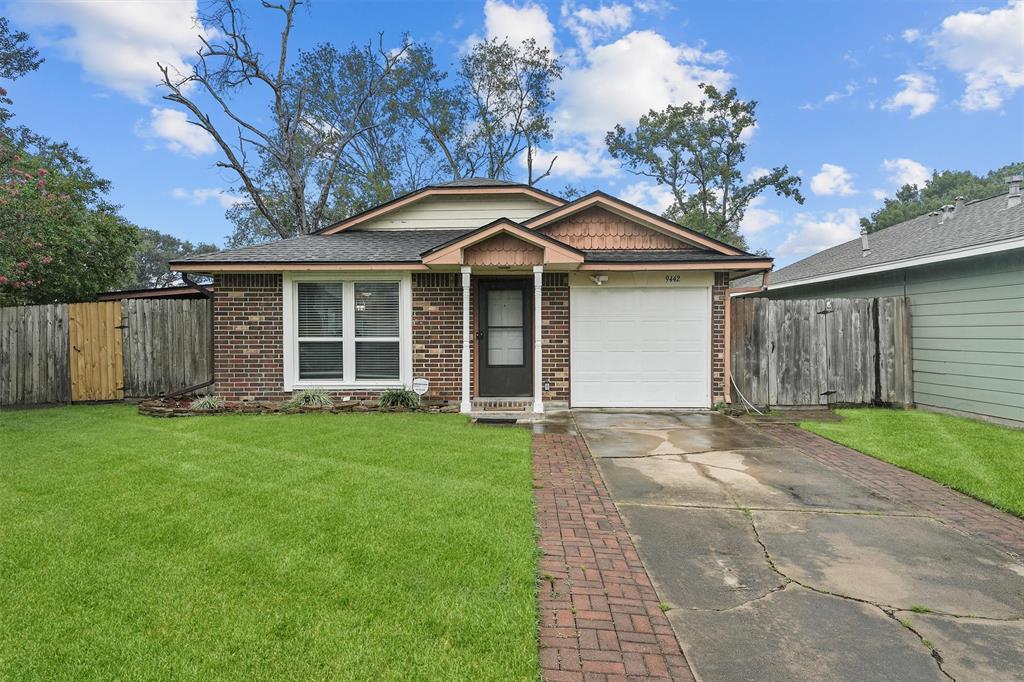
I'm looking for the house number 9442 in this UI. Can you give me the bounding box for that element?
[664,275,681,283]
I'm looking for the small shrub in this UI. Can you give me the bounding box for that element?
[190,395,225,411]
[378,389,420,409]
[283,389,335,409]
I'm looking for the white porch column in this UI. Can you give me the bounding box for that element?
[533,265,544,414]
[460,266,472,414]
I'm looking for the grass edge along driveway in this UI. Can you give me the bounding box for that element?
[802,408,1024,518]
[0,404,538,681]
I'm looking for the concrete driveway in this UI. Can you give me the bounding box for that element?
[576,411,1024,681]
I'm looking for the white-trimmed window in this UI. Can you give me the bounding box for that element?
[283,273,411,390]
[354,282,400,380]
[297,282,344,379]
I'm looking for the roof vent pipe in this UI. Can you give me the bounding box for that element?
[954,195,966,210]
[1008,175,1022,208]
[860,227,870,257]
[942,204,956,223]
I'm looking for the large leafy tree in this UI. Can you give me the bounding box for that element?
[0,140,138,305]
[605,84,803,250]
[397,38,562,184]
[861,161,1024,233]
[129,229,219,289]
[217,27,564,246]
[0,17,43,129]
[0,19,206,300]
[159,0,407,239]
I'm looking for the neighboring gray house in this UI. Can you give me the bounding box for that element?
[736,177,1024,425]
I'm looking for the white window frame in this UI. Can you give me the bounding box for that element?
[282,271,412,391]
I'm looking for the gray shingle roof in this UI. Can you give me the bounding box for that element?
[738,193,1024,288]
[172,230,472,265]
[583,250,763,263]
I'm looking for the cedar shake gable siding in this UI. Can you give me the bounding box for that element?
[539,206,693,251]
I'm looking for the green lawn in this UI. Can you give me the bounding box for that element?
[0,405,537,681]
[802,408,1024,517]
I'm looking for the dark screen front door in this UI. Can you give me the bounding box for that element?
[479,279,532,397]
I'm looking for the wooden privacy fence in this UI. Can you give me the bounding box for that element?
[122,299,212,398]
[0,304,71,405]
[1,298,211,406]
[730,296,913,408]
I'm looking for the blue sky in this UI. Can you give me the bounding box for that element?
[4,0,1023,265]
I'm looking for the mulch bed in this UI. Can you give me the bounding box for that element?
[138,397,458,418]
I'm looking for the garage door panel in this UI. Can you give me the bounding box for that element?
[570,286,710,408]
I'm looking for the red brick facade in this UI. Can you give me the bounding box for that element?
[712,271,728,405]
[211,270,725,407]
[541,273,570,402]
[411,273,462,402]
[213,274,285,402]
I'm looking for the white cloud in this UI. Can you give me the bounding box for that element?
[620,180,675,214]
[562,2,633,50]
[872,188,888,200]
[882,157,931,189]
[171,187,244,209]
[748,166,771,181]
[800,81,859,110]
[810,163,857,196]
[929,0,1024,111]
[483,0,556,51]
[519,145,619,179]
[633,0,674,12]
[883,73,939,117]
[554,30,730,136]
[902,28,922,43]
[775,209,861,257]
[12,0,211,103]
[740,197,781,237]
[137,107,216,156]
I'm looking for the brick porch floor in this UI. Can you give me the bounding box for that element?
[533,432,695,682]
[762,424,1024,559]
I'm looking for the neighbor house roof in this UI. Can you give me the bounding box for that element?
[735,192,1024,290]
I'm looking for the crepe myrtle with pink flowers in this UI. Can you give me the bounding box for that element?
[0,135,138,306]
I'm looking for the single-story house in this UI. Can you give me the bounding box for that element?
[734,176,1024,425]
[173,179,771,412]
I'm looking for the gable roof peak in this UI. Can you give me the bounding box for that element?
[435,177,522,187]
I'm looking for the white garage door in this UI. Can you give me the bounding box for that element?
[570,286,710,408]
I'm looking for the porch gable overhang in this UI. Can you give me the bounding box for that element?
[420,219,585,268]
[524,191,749,256]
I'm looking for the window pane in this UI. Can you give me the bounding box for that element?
[487,289,523,326]
[299,341,343,379]
[488,329,524,366]
[355,341,400,380]
[355,282,399,337]
[298,283,343,337]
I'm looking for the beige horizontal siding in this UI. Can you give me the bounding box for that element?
[358,195,554,230]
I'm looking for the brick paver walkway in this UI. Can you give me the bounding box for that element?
[533,432,695,682]
[762,424,1024,558]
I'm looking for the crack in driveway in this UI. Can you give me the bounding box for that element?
[582,414,1024,681]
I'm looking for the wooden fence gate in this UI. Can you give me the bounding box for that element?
[730,296,913,408]
[68,301,124,402]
